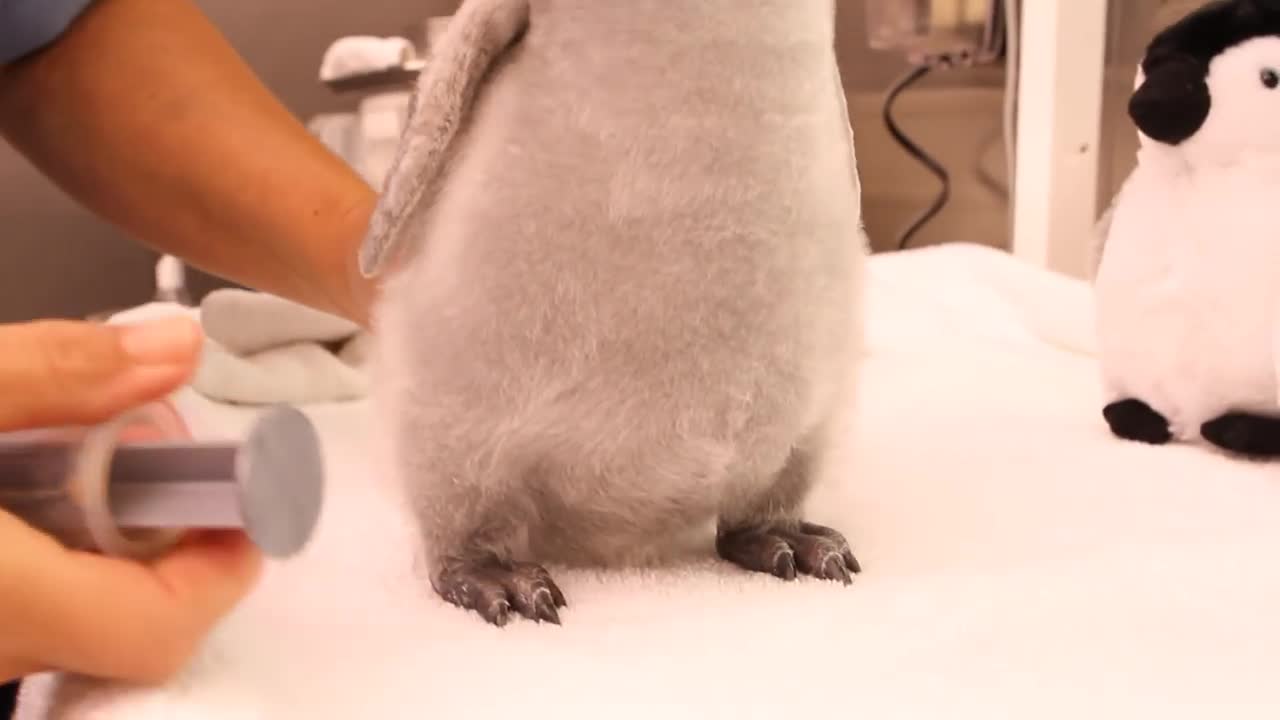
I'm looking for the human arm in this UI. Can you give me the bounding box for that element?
[0,0,378,325]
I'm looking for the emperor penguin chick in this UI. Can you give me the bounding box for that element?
[363,0,868,626]
[1096,0,1280,458]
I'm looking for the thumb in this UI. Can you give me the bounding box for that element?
[0,316,202,432]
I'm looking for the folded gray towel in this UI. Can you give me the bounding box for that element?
[200,288,362,355]
[192,286,371,404]
[193,339,369,406]
[193,289,371,406]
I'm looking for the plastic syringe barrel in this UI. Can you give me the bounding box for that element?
[0,403,324,560]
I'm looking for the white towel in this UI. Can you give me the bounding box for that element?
[20,243,1280,720]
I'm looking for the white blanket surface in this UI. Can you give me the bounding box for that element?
[18,243,1280,719]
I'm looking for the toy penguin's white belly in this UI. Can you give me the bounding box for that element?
[1095,163,1280,440]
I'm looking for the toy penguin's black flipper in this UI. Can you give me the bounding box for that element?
[1201,412,1280,459]
[1103,398,1172,445]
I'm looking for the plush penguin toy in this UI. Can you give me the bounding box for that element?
[1094,0,1280,459]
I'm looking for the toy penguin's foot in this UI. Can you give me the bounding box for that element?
[1103,398,1171,445]
[716,521,860,585]
[1201,412,1280,459]
[432,556,567,627]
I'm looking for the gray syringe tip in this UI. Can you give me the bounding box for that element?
[236,404,325,557]
[107,405,325,558]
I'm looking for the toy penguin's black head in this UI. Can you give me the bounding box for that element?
[1130,0,1280,146]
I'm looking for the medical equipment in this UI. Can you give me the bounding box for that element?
[154,254,193,306]
[864,0,1019,249]
[321,49,424,94]
[865,0,1008,65]
[314,2,1023,252]
[0,402,324,560]
[319,19,450,94]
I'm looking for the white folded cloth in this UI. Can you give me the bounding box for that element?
[307,93,411,189]
[306,113,359,167]
[106,290,370,406]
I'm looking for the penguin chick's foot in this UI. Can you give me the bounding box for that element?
[716,521,861,585]
[1201,411,1280,459]
[433,557,567,627]
[1103,398,1172,445]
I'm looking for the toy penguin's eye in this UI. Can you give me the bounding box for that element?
[1262,67,1280,89]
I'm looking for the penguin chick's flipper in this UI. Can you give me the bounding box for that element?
[1103,398,1172,445]
[433,556,567,627]
[358,0,530,278]
[716,521,861,586]
[1201,412,1280,459]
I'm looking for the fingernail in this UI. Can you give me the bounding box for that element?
[119,316,202,364]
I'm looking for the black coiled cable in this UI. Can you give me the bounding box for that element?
[882,64,951,251]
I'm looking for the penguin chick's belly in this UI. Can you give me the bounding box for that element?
[378,22,864,558]
[1096,167,1280,438]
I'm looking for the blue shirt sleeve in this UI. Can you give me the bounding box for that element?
[0,0,96,64]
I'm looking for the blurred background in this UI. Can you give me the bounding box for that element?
[0,0,1204,322]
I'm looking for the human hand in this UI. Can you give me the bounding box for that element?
[0,316,263,684]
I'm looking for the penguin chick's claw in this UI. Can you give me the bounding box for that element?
[716,521,860,585]
[1103,398,1172,445]
[434,558,567,627]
